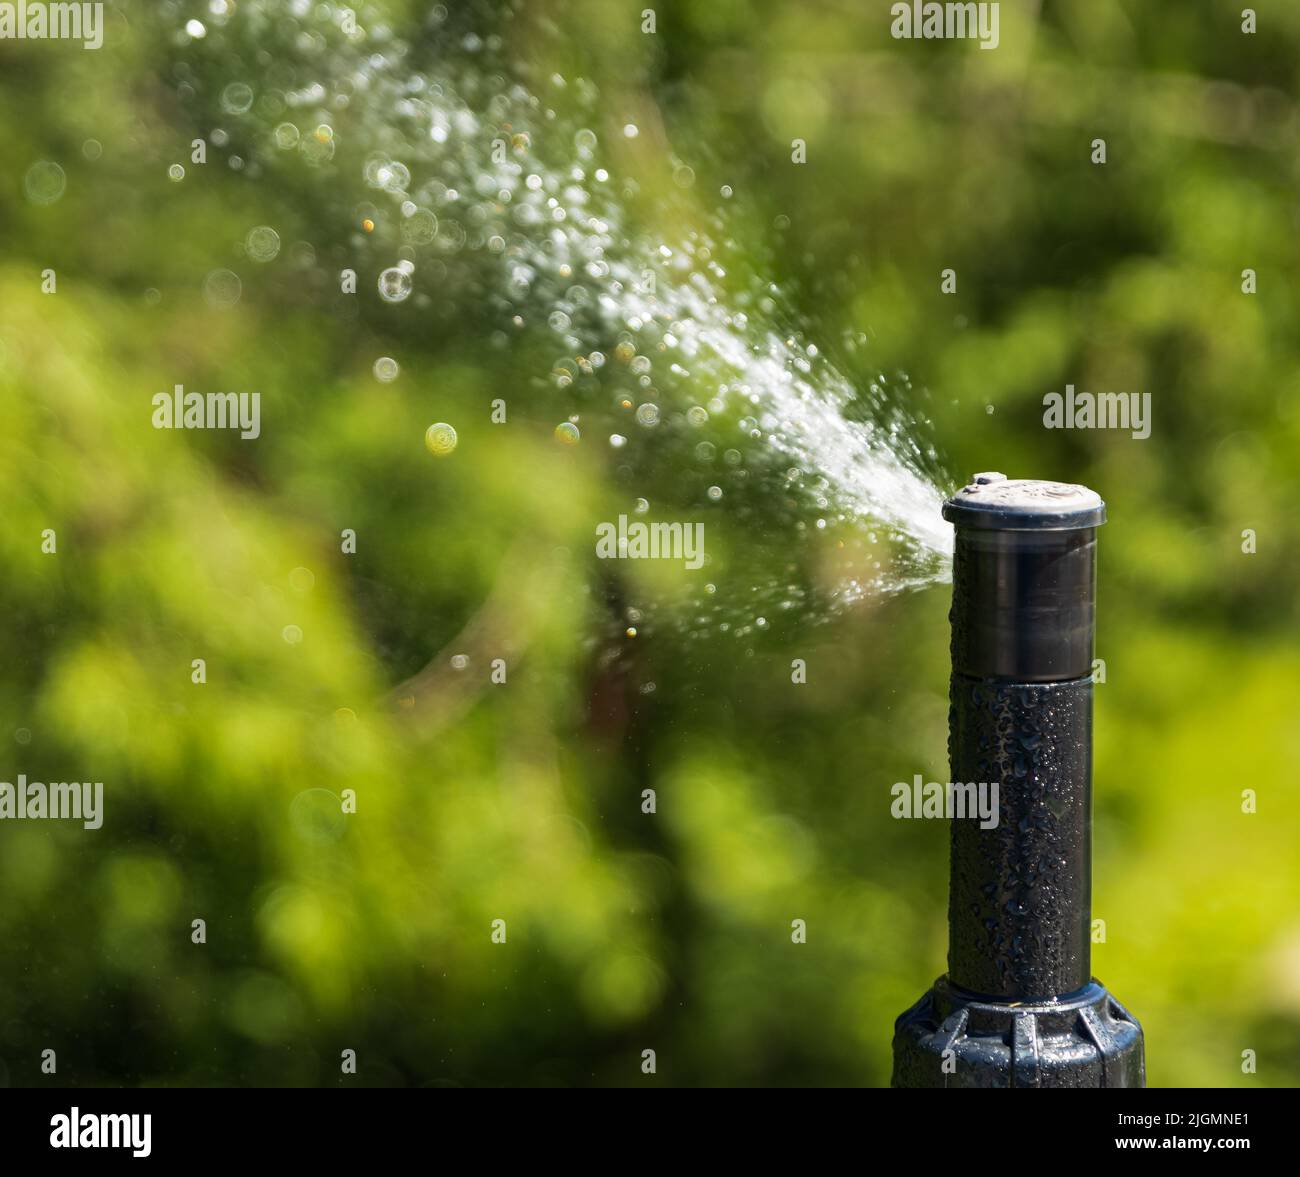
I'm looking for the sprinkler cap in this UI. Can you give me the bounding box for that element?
[943,474,1106,531]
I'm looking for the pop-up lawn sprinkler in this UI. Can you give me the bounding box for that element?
[892,474,1145,1088]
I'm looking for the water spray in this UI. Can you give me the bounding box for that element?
[892,473,1145,1088]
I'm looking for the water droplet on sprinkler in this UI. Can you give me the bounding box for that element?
[373,356,400,382]
[167,163,185,182]
[554,421,580,445]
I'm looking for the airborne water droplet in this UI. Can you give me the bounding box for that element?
[377,266,413,302]
[245,226,281,262]
[24,161,66,205]
[221,82,255,115]
[424,422,458,455]
[202,268,242,308]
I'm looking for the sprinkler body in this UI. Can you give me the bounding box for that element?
[892,474,1144,1088]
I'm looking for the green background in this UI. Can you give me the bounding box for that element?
[0,0,1297,1087]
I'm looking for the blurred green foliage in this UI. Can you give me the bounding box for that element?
[0,0,1297,1087]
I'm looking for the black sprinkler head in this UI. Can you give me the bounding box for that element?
[944,473,1103,683]
[891,473,1145,1088]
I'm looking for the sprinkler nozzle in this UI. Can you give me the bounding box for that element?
[891,474,1144,1088]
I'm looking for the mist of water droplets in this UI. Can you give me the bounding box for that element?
[176,0,953,635]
